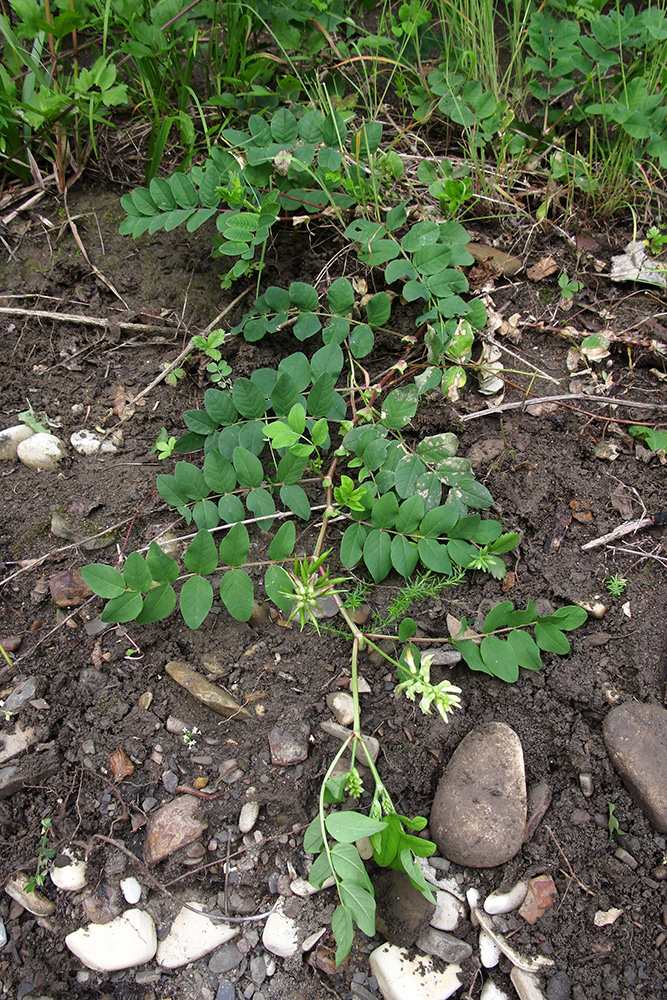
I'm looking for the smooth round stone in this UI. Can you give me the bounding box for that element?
[156,902,238,968]
[17,433,66,470]
[430,722,526,868]
[0,424,34,460]
[603,702,667,832]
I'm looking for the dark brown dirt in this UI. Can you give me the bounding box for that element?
[0,185,666,1000]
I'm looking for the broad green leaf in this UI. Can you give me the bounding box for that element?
[326,811,387,843]
[193,500,220,530]
[548,605,588,630]
[481,635,518,682]
[271,107,298,144]
[303,815,324,853]
[100,590,143,623]
[218,494,245,523]
[535,621,570,654]
[447,538,478,567]
[146,542,179,584]
[483,600,514,633]
[183,408,218,435]
[331,842,373,892]
[419,503,458,538]
[204,451,237,495]
[135,584,177,624]
[219,522,250,567]
[311,343,344,379]
[382,384,419,430]
[349,324,374,358]
[338,882,376,937]
[449,510,483,538]
[294,311,322,341]
[332,905,354,968]
[401,221,440,252]
[322,110,348,149]
[395,453,426,498]
[507,628,542,671]
[391,535,419,577]
[263,285,291,311]
[174,461,209,501]
[220,568,254,621]
[358,239,400,266]
[233,447,264,488]
[365,291,391,328]
[363,529,393,582]
[184,529,218,575]
[385,258,417,282]
[289,281,318,310]
[308,849,334,889]
[454,639,490,673]
[371,812,401,867]
[246,487,275,529]
[81,564,125,599]
[264,420,299,450]
[371,492,399,529]
[276,452,308,485]
[232,378,266,418]
[399,618,418,641]
[340,523,368,567]
[280,484,310,520]
[288,404,306,434]
[170,172,198,208]
[415,471,442,512]
[180,575,213,629]
[386,202,408,230]
[351,120,382,157]
[395,495,425,533]
[401,832,437,857]
[417,432,459,464]
[452,479,494,510]
[270,372,300,416]
[311,418,329,448]
[328,276,355,315]
[308,372,336,417]
[268,520,296,560]
[264,563,293,614]
[323,316,350,345]
[506,601,537,626]
[417,537,452,574]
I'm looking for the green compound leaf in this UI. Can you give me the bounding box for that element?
[289,281,318,310]
[332,904,354,969]
[204,451,237,495]
[279,484,311,520]
[328,276,355,315]
[395,453,426,498]
[179,574,213,629]
[268,520,296,560]
[414,472,441,510]
[395,495,425,533]
[184,529,218,575]
[146,542,179,584]
[122,552,153,593]
[271,107,298,144]
[548,605,588,630]
[507,628,542,671]
[535,621,570,654]
[391,535,419,578]
[308,372,336,417]
[481,635,519,682]
[340,523,368,567]
[193,499,221,530]
[419,503,458,538]
[219,522,250,567]
[246,487,275,530]
[232,378,267,418]
[452,478,494,510]
[311,343,344,379]
[365,291,391,328]
[270,372,300,416]
[183,409,218,435]
[398,617,418,642]
[363,529,393,582]
[325,811,387,843]
[308,848,334,889]
[81,564,126,599]
[101,590,143,623]
[358,239,400,266]
[218,494,245,524]
[220,568,254,621]
[264,563,293,614]
[454,639,491,673]
[382,384,419,430]
[233,447,264,488]
[483,600,514,633]
[417,432,459,464]
[371,492,399,529]
[135,584,177,624]
[447,538,479,568]
[417,537,452,574]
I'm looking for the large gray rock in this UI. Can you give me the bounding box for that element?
[603,702,667,832]
[430,722,526,868]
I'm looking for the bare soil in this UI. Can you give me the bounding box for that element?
[0,185,666,1000]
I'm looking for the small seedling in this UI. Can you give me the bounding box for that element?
[606,573,628,597]
[26,818,55,891]
[153,428,177,460]
[558,272,583,300]
[644,225,667,254]
[165,367,185,387]
[181,726,200,749]
[607,802,626,840]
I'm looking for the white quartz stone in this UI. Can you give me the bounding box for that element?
[430,889,467,932]
[480,979,510,1000]
[239,801,260,834]
[50,851,88,891]
[65,908,157,971]
[0,424,34,460]
[120,877,142,904]
[17,433,66,470]
[479,929,501,969]
[370,943,462,1000]
[156,901,238,968]
[484,881,528,915]
[262,908,299,958]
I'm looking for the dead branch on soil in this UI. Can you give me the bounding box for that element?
[0,304,181,336]
[581,512,667,550]
[460,392,667,422]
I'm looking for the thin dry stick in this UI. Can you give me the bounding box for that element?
[581,513,667,551]
[460,392,667,422]
[0,305,180,336]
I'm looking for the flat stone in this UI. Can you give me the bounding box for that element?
[268,713,310,766]
[4,677,37,713]
[17,433,66,470]
[49,569,92,608]
[209,941,244,974]
[156,902,238,968]
[165,661,251,720]
[416,927,473,963]
[5,871,55,916]
[143,795,208,865]
[0,724,38,765]
[216,980,236,1000]
[65,908,157,971]
[518,875,557,925]
[370,943,462,1000]
[430,722,526,868]
[326,692,355,726]
[603,702,667,831]
[262,908,299,957]
[0,424,34,460]
[375,870,436,947]
[430,890,467,932]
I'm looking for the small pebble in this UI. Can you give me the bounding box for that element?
[239,801,260,834]
[579,773,594,797]
[163,770,179,793]
[614,847,638,869]
[120,877,141,904]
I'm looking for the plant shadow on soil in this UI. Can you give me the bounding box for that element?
[0,185,666,1000]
